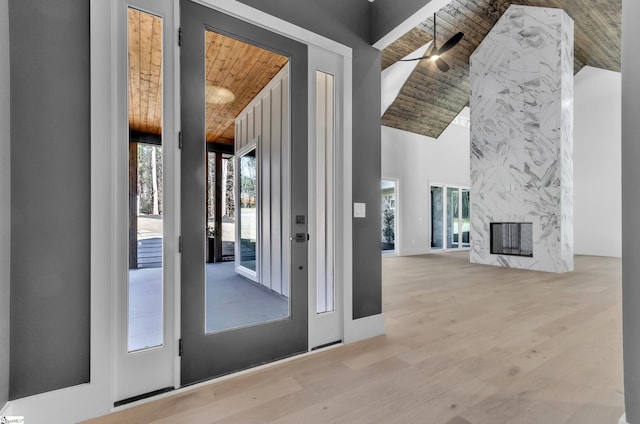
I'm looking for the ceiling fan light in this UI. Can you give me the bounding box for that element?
[430,54,440,61]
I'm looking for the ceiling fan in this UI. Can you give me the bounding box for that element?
[400,13,464,72]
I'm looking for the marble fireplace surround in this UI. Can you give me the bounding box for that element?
[469,5,574,273]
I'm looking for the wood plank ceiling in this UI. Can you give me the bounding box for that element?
[128,9,163,136]
[128,9,288,145]
[204,31,288,145]
[382,0,622,138]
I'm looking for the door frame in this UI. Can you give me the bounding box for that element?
[112,0,180,403]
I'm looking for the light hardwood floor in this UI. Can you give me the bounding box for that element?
[85,252,623,424]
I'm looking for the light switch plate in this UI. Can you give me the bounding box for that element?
[353,202,366,218]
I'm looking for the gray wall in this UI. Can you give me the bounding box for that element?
[8,0,90,400]
[237,0,383,318]
[623,0,640,421]
[0,0,10,408]
[372,0,435,45]
[3,0,387,403]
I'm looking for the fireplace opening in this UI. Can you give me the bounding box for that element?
[490,222,533,257]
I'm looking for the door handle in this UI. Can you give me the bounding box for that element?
[292,233,308,242]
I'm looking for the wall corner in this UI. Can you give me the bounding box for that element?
[0,0,12,408]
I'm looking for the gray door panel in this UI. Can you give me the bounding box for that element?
[180,0,308,386]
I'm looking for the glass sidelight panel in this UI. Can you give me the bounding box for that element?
[127,8,164,352]
[447,187,459,248]
[316,71,335,314]
[431,186,444,249]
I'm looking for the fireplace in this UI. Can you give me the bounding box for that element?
[490,222,533,257]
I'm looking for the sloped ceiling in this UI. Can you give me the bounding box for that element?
[381,0,622,138]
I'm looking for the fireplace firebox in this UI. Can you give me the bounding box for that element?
[490,222,533,257]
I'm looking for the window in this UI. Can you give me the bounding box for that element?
[238,148,257,273]
[430,185,470,251]
[381,180,397,253]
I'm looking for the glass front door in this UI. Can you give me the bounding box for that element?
[180,0,308,386]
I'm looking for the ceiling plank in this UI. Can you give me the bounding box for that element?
[381,27,433,70]
[203,30,288,143]
[382,0,621,138]
[128,19,288,145]
[128,9,163,136]
[128,10,141,136]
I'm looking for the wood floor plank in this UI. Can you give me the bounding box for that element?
[84,252,623,424]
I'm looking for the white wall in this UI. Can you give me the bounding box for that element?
[574,66,622,257]
[382,67,622,259]
[381,110,470,256]
[0,0,11,408]
[235,65,290,295]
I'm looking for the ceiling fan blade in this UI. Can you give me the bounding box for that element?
[437,32,464,55]
[435,58,450,72]
[399,55,432,62]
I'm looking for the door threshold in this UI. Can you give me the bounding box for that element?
[311,340,342,351]
[114,386,175,407]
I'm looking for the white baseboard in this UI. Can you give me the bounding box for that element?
[1,400,10,415]
[397,248,429,256]
[344,313,385,344]
[619,413,627,424]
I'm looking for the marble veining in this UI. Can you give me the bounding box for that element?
[469,5,574,273]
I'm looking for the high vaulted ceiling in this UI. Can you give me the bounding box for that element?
[381,0,622,138]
